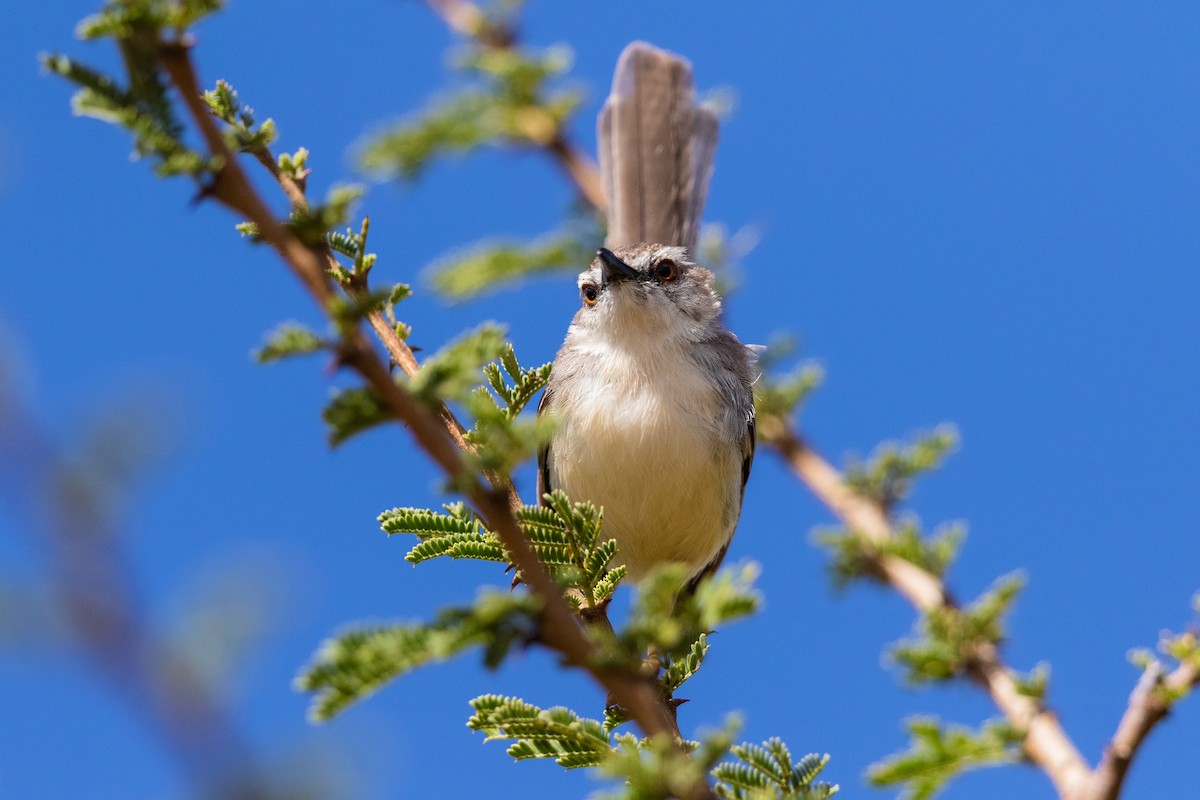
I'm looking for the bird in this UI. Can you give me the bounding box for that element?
[536,42,756,589]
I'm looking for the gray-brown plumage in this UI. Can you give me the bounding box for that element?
[538,245,755,585]
[539,43,751,589]
[598,42,719,254]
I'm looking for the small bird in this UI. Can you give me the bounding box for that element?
[537,244,756,586]
[536,41,754,588]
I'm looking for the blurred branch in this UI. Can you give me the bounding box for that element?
[157,36,703,782]
[760,422,1094,797]
[422,0,606,213]
[1088,646,1200,799]
[0,401,269,798]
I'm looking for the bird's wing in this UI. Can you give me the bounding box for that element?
[535,386,554,506]
[741,409,756,503]
[686,407,756,594]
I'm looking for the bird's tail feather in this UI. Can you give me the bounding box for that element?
[598,42,719,255]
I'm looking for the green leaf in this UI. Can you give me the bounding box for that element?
[43,51,213,178]
[1128,602,1200,706]
[868,717,1021,800]
[844,426,959,510]
[278,146,309,179]
[713,739,837,800]
[203,79,277,152]
[1013,662,1051,700]
[427,223,601,300]
[288,184,364,247]
[254,322,328,363]
[297,590,540,721]
[467,694,612,769]
[322,386,389,447]
[659,633,709,695]
[815,518,965,589]
[358,42,582,180]
[890,572,1025,683]
[619,563,761,666]
[405,323,507,407]
[599,721,738,800]
[755,361,824,422]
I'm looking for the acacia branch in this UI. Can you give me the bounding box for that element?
[157,36,697,773]
[244,139,521,510]
[763,421,1093,797]
[1088,658,1200,800]
[422,0,607,214]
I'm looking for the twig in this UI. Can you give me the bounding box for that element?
[425,0,513,48]
[157,35,693,766]
[246,138,521,511]
[763,422,1093,797]
[547,132,606,215]
[421,0,608,214]
[1088,658,1200,800]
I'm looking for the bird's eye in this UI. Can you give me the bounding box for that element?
[654,260,679,282]
[582,284,599,306]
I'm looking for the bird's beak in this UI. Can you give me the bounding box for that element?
[598,248,638,285]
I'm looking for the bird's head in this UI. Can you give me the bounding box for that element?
[572,244,722,342]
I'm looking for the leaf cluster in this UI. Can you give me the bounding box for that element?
[42,51,212,177]
[815,518,965,589]
[597,724,836,800]
[201,78,276,152]
[43,1,231,176]
[322,386,390,447]
[598,565,760,734]
[427,221,602,300]
[380,490,625,614]
[77,0,223,37]
[253,322,329,363]
[296,589,540,721]
[468,695,613,769]
[468,705,831,800]
[597,723,735,800]
[617,563,762,663]
[1128,594,1200,706]
[405,323,507,407]
[844,426,958,511]
[359,42,580,180]
[749,333,823,442]
[868,716,1022,800]
[890,573,1025,683]
[287,184,365,249]
[463,343,555,479]
[713,738,838,800]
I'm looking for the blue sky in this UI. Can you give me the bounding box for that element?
[2,2,1199,798]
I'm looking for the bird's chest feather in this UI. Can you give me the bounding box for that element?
[548,339,738,577]
[555,340,721,471]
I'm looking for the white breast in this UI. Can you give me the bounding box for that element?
[547,335,742,581]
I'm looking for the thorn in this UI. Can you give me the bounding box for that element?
[189,177,218,207]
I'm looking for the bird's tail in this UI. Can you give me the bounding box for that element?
[598,41,719,255]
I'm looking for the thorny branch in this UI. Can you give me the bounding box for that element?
[245,123,520,511]
[156,36,711,793]
[762,422,1197,800]
[1087,658,1200,800]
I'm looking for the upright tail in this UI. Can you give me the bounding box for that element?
[598,42,719,255]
